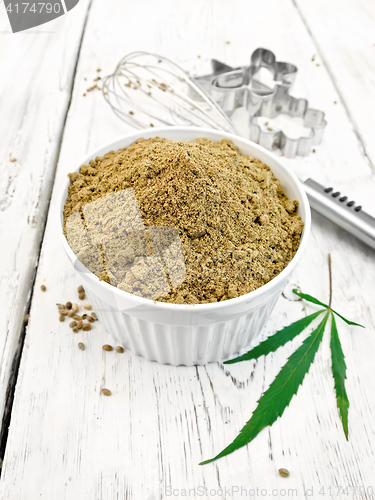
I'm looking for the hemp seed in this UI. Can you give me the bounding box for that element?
[102,344,113,351]
[41,285,46,292]
[84,303,92,310]
[69,321,77,328]
[77,320,83,329]
[60,309,69,315]
[78,342,85,350]
[101,388,111,396]
[72,327,78,333]
[78,292,85,300]
[82,323,91,331]
[65,302,72,310]
[115,346,124,353]
[59,315,65,322]
[77,285,85,293]
[278,468,290,478]
[91,312,98,321]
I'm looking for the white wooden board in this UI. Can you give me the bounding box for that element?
[0,0,375,499]
[0,0,91,449]
[294,0,375,170]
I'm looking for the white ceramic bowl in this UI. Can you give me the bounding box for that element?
[57,127,310,366]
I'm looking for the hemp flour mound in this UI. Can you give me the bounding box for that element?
[63,137,304,304]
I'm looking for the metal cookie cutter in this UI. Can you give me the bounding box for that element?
[208,48,298,117]
[249,93,327,158]
[195,48,327,158]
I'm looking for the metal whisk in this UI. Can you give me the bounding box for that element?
[102,51,237,134]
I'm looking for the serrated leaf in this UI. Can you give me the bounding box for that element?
[330,313,349,439]
[293,289,328,308]
[224,310,325,365]
[293,289,364,328]
[331,311,364,328]
[200,312,329,465]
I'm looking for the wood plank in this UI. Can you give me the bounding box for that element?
[1,0,375,498]
[293,0,375,170]
[0,0,91,454]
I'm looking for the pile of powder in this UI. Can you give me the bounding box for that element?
[63,137,304,304]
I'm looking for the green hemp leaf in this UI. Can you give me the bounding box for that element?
[200,254,364,465]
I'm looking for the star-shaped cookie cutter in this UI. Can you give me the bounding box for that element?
[195,48,327,158]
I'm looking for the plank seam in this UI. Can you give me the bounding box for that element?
[291,0,374,172]
[0,0,94,475]
[0,267,37,474]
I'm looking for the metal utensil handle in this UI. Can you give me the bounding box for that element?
[303,178,375,250]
